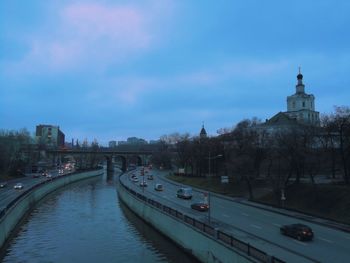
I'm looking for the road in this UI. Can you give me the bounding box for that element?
[120,168,350,263]
[0,169,74,212]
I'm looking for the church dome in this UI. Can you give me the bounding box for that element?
[200,125,207,138]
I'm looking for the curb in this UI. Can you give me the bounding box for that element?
[158,170,350,234]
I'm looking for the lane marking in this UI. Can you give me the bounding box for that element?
[273,223,281,227]
[260,212,271,217]
[250,224,262,229]
[241,212,249,216]
[292,240,307,246]
[318,237,334,243]
[222,214,230,218]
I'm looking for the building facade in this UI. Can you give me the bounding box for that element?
[108,140,117,148]
[262,70,320,130]
[36,124,65,148]
[285,70,320,125]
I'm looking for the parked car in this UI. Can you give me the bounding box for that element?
[280,224,314,241]
[154,183,163,191]
[191,202,209,212]
[14,183,24,190]
[0,182,8,188]
[177,188,192,199]
[140,181,148,187]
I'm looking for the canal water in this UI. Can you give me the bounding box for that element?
[1,171,197,263]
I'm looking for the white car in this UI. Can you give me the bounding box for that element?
[14,183,24,189]
[140,181,148,187]
[154,183,163,191]
[132,177,139,182]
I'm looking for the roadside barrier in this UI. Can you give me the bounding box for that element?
[0,169,101,221]
[119,176,285,263]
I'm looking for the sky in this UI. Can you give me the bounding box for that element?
[1,0,350,145]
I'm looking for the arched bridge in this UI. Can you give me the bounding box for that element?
[46,149,154,172]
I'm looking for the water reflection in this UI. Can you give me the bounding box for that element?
[118,200,199,263]
[1,171,196,263]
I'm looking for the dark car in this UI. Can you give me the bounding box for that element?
[147,174,154,180]
[280,223,314,241]
[191,202,209,212]
[177,188,192,199]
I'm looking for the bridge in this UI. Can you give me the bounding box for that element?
[46,149,155,172]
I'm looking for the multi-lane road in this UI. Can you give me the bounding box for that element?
[121,168,350,263]
[0,169,74,212]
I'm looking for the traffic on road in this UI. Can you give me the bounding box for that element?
[0,164,76,213]
[121,166,350,263]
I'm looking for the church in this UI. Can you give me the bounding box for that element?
[262,69,320,130]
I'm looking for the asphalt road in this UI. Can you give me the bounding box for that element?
[0,169,74,211]
[120,168,350,263]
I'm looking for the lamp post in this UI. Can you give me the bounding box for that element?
[208,152,223,178]
[207,152,223,224]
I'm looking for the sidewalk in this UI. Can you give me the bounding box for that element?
[156,170,350,234]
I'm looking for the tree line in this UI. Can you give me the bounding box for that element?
[152,106,350,201]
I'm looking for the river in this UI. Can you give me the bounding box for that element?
[1,170,197,263]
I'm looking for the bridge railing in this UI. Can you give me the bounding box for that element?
[119,177,285,263]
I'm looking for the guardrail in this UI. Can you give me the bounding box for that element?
[0,168,102,221]
[119,177,285,263]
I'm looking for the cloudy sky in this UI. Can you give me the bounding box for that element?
[1,0,350,145]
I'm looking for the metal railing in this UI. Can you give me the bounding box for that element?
[119,177,285,263]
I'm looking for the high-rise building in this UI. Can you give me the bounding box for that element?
[108,140,117,148]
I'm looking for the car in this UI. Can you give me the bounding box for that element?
[33,173,40,178]
[154,183,163,191]
[280,224,314,241]
[177,188,193,199]
[0,182,8,188]
[140,181,148,187]
[147,175,154,180]
[14,183,24,190]
[132,177,139,182]
[191,202,209,212]
[46,174,53,178]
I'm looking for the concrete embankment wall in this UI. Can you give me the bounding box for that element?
[117,181,254,263]
[0,169,104,249]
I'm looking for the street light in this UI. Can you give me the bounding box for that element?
[208,152,223,178]
[206,152,223,224]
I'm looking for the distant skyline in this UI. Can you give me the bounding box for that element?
[1,1,350,145]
